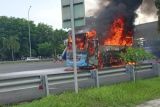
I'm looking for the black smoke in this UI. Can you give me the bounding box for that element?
[141,0,157,15]
[96,0,143,38]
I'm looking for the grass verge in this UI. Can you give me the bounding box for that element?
[13,77,160,107]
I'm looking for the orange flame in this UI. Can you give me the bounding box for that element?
[76,37,85,50]
[127,62,136,65]
[67,35,85,50]
[67,35,72,50]
[103,17,133,46]
[86,29,96,39]
[86,30,97,56]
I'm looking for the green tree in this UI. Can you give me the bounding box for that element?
[38,42,52,57]
[50,29,67,57]
[1,37,10,60]
[0,16,68,60]
[0,16,30,59]
[0,37,4,60]
[5,36,20,61]
[36,23,53,43]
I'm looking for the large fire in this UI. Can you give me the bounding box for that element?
[103,17,133,46]
[68,16,134,51]
[67,35,85,50]
[76,36,85,50]
[86,29,97,55]
[86,29,96,39]
[84,17,134,68]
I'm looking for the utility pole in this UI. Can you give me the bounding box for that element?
[70,0,78,93]
[28,6,32,57]
[61,0,85,93]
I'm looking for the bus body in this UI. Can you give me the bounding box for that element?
[65,30,99,69]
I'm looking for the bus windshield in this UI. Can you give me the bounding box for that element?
[67,33,86,51]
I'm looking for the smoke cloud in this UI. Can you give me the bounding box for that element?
[96,0,143,38]
[141,0,157,15]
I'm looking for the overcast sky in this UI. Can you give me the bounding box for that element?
[0,0,62,29]
[0,0,157,29]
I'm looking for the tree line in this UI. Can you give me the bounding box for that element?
[0,16,68,61]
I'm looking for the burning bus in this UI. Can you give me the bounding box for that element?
[66,29,98,68]
[64,0,143,69]
[66,17,133,69]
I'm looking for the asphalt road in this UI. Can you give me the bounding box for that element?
[0,61,65,74]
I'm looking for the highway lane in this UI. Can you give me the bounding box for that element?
[0,61,65,74]
[0,60,157,74]
[0,67,67,79]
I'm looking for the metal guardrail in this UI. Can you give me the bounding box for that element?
[99,67,126,76]
[0,76,41,93]
[48,71,91,86]
[0,63,159,103]
[135,63,153,71]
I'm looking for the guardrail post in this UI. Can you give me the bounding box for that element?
[91,69,99,88]
[158,63,160,76]
[133,66,136,82]
[126,65,136,82]
[44,75,49,96]
[153,63,158,76]
[41,75,49,96]
[153,63,160,77]
[156,63,160,76]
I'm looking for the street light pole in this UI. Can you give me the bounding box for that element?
[28,6,32,57]
[70,0,78,93]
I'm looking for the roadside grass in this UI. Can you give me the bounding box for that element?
[13,77,160,107]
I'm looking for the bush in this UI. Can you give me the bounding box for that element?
[120,47,155,64]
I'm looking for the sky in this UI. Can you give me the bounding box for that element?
[0,0,158,29]
[0,0,62,29]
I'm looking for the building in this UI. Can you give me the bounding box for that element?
[135,21,160,58]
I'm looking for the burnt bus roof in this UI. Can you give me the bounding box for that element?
[68,27,93,35]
